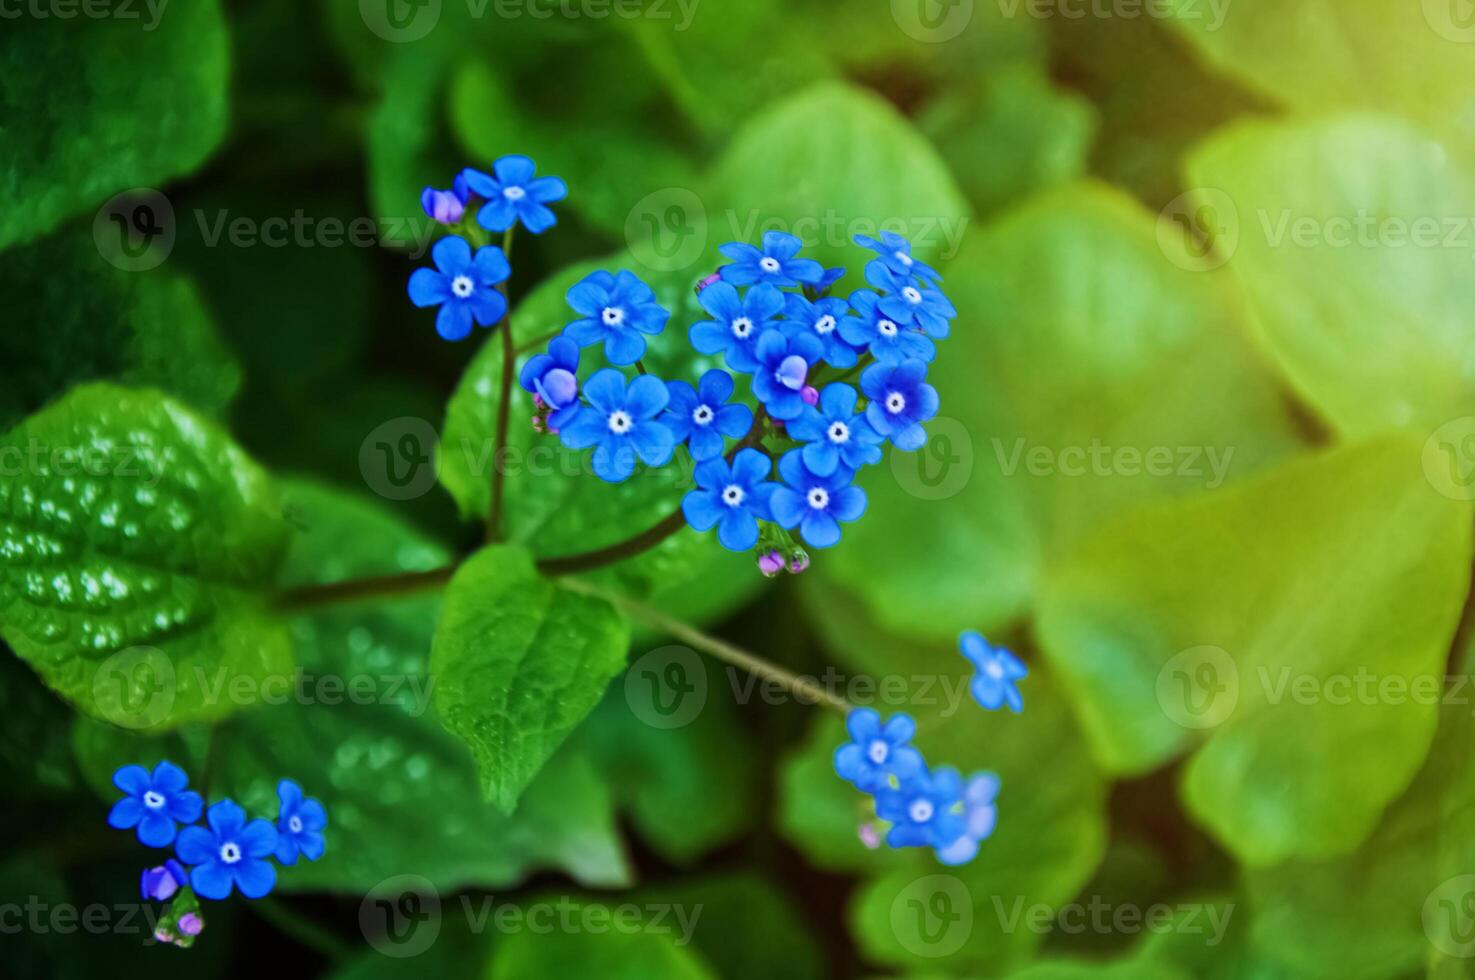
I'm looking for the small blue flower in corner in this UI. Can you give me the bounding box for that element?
[960,631,1028,713]
[274,779,328,865]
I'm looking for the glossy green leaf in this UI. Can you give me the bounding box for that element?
[1038,437,1471,865]
[1186,115,1475,439]
[0,1,229,249]
[432,544,630,814]
[0,384,292,729]
[823,182,1300,642]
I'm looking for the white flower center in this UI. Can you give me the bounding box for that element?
[143,791,166,810]
[827,421,850,445]
[886,392,906,415]
[807,487,829,510]
[608,410,633,434]
[601,307,625,327]
[759,256,781,273]
[288,815,304,834]
[867,740,889,765]
[502,185,526,202]
[902,286,923,305]
[895,250,913,267]
[878,319,898,338]
[450,275,475,299]
[909,799,935,823]
[731,317,753,338]
[692,405,714,426]
[219,842,242,865]
[721,484,745,507]
[814,314,837,335]
[985,659,1005,680]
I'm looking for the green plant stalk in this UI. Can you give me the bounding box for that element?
[487,226,517,542]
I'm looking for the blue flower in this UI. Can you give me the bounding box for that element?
[518,335,581,430]
[273,779,327,866]
[787,383,883,476]
[833,708,924,793]
[682,448,779,551]
[784,293,862,369]
[935,772,1001,866]
[960,631,1027,713]
[420,173,470,225]
[563,270,670,366]
[839,290,935,366]
[558,369,675,482]
[769,449,866,549]
[718,231,824,287]
[854,231,941,283]
[869,263,956,339]
[462,155,567,234]
[175,799,278,900]
[750,329,824,421]
[663,369,753,462]
[876,765,966,849]
[107,761,203,848]
[140,859,189,901]
[861,359,938,452]
[407,236,510,341]
[689,282,785,373]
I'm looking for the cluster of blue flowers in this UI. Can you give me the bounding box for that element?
[834,634,1026,865]
[107,761,326,944]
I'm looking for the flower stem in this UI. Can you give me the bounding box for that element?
[634,359,649,375]
[487,227,517,542]
[559,577,851,714]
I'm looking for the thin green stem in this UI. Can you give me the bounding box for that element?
[488,227,517,542]
[516,327,563,356]
[634,359,648,376]
[250,897,354,963]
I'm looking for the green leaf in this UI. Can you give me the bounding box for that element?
[0,1,230,249]
[822,182,1300,642]
[0,231,240,430]
[486,901,717,980]
[1185,114,1475,439]
[1038,437,1471,865]
[709,81,970,278]
[0,384,292,729]
[432,544,630,814]
[1005,960,1189,980]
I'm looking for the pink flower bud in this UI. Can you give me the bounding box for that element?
[858,823,882,849]
[757,550,785,576]
[695,273,722,294]
[788,552,810,575]
[178,913,204,937]
[800,385,820,406]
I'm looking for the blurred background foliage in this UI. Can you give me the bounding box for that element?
[4,0,1475,977]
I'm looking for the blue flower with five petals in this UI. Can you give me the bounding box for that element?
[274,779,327,866]
[783,293,861,369]
[750,329,824,421]
[935,771,1000,866]
[462,155,567,234]
[876,765,966,850]
[861,359,938,452]
[854,231,941,283]
[558,369,675,482]
[563,270,670,366]
[839,290,935,366]
[682,448,778,551]
[407,236,510,341]
[960,631,1027,713]
[518,336,581,430]
[689,282,785,373]
[787,383,883,476]
[107,761,203,848]
[662,369,753,462]
[833,708,924,793]
[175,799,279,900]
[869,263,956,339]
[769,449,866,549]
[718,231,823,287]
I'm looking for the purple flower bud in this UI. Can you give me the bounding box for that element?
[178,913,204,937]
[788,551,810,575]
[531,416,546,434]
[858,822,881,849]
[695,272,722,295]
[421,187,466,225]
[776,355,808,391]
[538,367,578,409]
[140,859,187,901]
[154,927,176,943]
[800,385,820,406]
[758,550,785,576]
